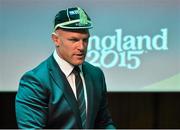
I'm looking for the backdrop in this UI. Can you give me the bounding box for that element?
[0,0,179,92]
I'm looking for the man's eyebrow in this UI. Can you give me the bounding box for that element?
[67,37,79,40]
[68,36,89,39]
[68,36,79,39]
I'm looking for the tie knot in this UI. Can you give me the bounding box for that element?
[73,66,81,75]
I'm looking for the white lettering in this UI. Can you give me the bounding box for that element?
[87,28,169,69]
[152,28,168,50]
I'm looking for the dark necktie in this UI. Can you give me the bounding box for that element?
[73,66,86,128]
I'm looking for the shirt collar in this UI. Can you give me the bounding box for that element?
[53,50,83,77]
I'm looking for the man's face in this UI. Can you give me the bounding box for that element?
[52,29,90,65]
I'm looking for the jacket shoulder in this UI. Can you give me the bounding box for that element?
[83,61,104,77]
[83,61,101,70]
[24,55,53,76]
[20,55,53,87]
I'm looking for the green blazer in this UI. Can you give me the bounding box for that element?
[15,55,115,129]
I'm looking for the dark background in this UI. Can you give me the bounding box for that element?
[0,92,180,128]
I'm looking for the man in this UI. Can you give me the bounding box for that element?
[15,7,115,129]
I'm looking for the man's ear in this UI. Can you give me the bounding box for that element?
[51,33,60,47]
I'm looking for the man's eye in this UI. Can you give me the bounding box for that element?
[69,39,79,42]
[83,38,88,43]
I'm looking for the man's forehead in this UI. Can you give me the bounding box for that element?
[56,28,89,35]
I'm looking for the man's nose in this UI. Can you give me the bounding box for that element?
[78,40,85,50]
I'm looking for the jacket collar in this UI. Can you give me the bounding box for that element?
[82,62,95,128]
[47,55,95,128]
[47,55,82,128]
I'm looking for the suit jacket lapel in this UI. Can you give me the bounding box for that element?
[82,63,95,128]
[47,55,82,128]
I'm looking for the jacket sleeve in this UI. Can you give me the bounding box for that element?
[15,71,49,128]
[94,69,116,129]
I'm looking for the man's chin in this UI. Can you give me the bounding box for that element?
[71,56,85,65]
[74,59,84,66]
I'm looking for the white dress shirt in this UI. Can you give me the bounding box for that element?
[53,50,88,112]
